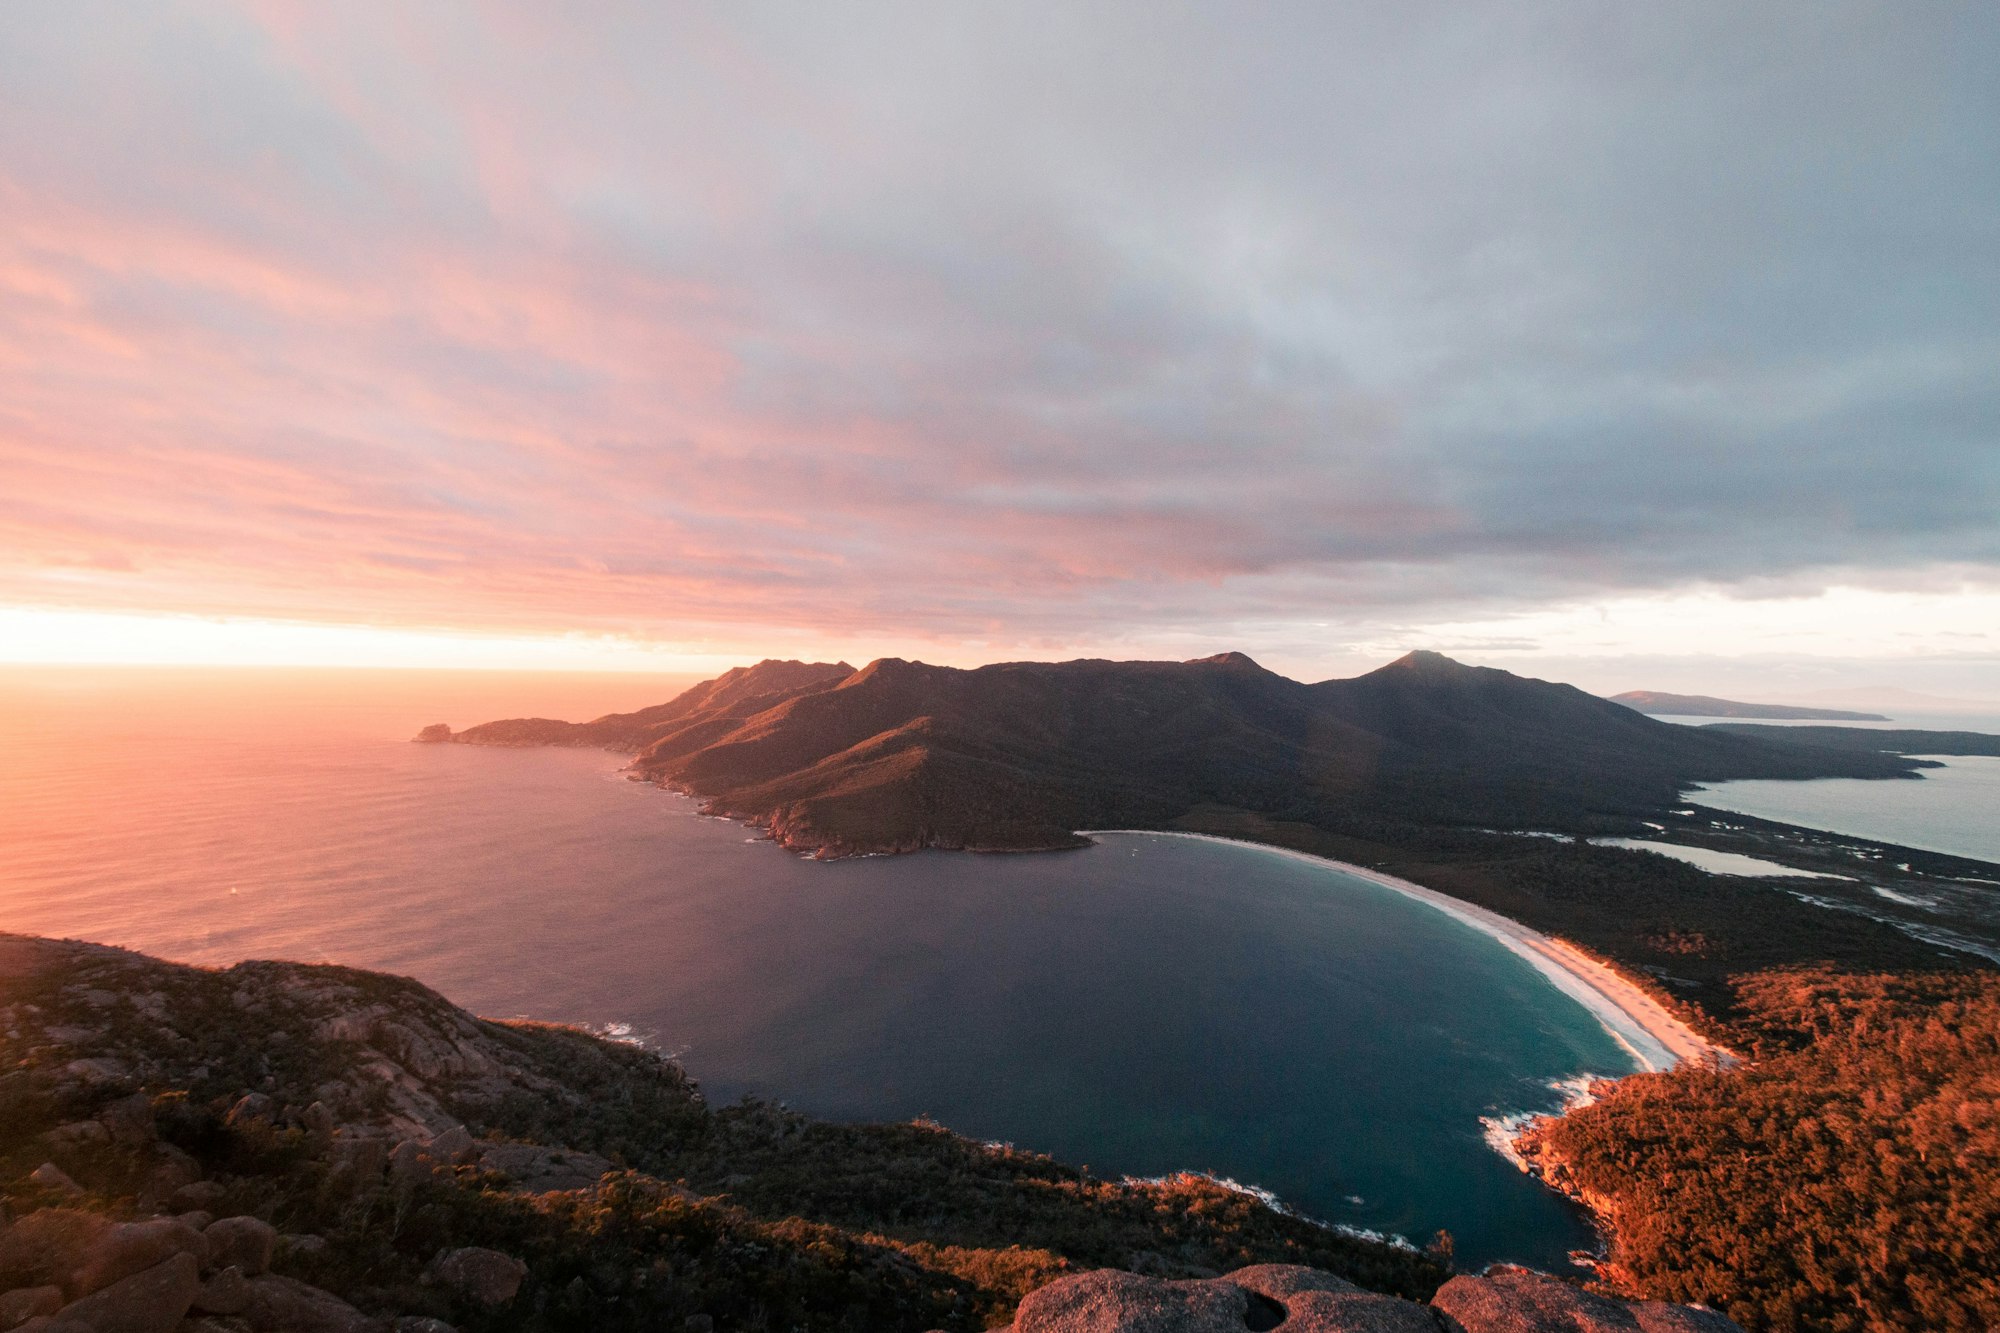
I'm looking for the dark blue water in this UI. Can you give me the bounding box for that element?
[693,831,1637,1268]
[0,668,1634,1268]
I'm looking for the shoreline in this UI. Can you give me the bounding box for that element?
[1078,829,1731,1074]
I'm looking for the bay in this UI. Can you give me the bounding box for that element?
[0,666,1640,1269]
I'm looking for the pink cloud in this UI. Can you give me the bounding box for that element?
[0,3,1990,659]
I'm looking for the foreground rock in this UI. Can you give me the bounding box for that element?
[1430,1270,1739,1332]
[423,1247,525,1307]
[0,1205,390,1333]
[241,1273,385,1332]
[201,1217,275,1277]
[47,1250,199,1333]
[1002,1265,1741,1332]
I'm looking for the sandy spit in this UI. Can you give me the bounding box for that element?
[1079,829,1730,1073]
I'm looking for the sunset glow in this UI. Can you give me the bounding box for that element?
[0,3,1993,691]
[4,584,1996,701]
[0,608,735,673]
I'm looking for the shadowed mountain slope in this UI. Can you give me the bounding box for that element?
[432,652,1921,857]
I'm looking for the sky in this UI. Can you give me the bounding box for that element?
[2,2,1996,697]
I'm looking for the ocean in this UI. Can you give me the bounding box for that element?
[0,665,1638,1270]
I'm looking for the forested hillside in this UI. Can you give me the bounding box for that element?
[1525,969,2000,1332]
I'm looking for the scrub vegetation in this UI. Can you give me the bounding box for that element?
[1525,969,2000,1333]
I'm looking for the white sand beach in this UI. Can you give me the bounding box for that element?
[1080,829,1731,1073]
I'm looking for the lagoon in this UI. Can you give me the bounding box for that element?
[1589,838,1847,878]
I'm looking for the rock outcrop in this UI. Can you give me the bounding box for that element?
[238,1273,385,1332]
[1000,1265,1740,1332]
[1430,1269,1740,1331]
[0,1209,379,1333]
[200,1218,275,1277]
[422,1246,526,1307]
[42,1248,200,1333]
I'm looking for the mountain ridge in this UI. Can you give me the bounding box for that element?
[424,652,1922,858]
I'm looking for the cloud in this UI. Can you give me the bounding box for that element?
[0,0,1994,658]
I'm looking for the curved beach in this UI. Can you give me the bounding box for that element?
[1080,829,1729,1073]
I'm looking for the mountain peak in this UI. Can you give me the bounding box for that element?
[839,656,926,688]
[751,657,854,673]
[1187,651,1266,670]
[1382,649,1472,674]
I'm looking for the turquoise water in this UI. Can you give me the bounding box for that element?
[0,668,1639,1268]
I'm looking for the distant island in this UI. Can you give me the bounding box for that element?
[1608,690,1890,721]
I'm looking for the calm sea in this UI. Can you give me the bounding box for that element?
[1667,714,2000,865]
[4,667,1645,1268]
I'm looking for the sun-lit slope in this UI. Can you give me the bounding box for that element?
[446,651,1921,857]
[634,653,1380,853]
[441,659,856,748]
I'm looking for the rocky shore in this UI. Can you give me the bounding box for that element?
[0,934,1736,1331]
